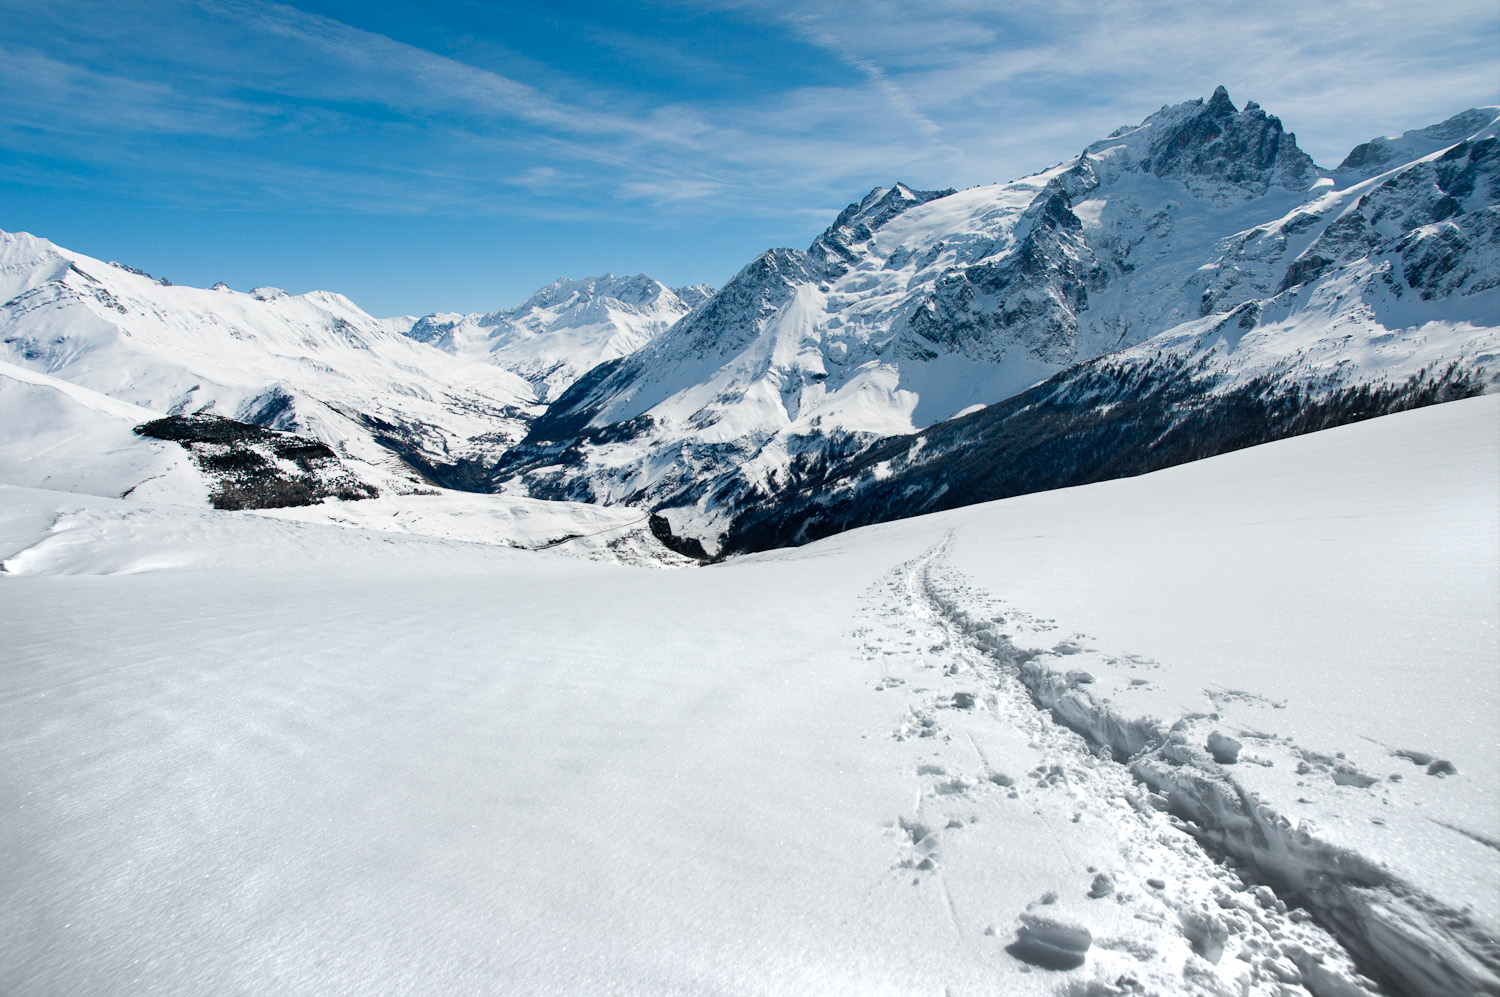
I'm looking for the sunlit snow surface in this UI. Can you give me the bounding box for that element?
[2,398,1496,995]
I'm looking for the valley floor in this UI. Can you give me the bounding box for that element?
[1,397,1496,996]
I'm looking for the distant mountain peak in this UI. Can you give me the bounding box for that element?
[400,271,715,403]
[672,283,715,308]
[495,273,683,318]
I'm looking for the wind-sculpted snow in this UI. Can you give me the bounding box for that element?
[500,93,1500,553]
[0,358,205,503]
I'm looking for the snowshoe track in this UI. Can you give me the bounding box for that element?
[855,535,1407,996]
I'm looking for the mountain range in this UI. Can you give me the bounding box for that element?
[2,87,1496,552]
[496,88,1500,555]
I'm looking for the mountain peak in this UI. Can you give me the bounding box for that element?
[810,182,956,274]
[1086,87,1316,196]
[499,273,680,317]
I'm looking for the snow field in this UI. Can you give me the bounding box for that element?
[2,396,1496,995]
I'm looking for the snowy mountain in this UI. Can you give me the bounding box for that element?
[498,90,1500,555]
[400,273,713,402]
[0,230,544,494]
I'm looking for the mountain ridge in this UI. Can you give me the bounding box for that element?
[493,90,1500,554]
[398,272,715,403]
[2,91,1496,558]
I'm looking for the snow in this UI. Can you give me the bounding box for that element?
[0,357,692,567]
[1334,107,1500,181]
[0,359,204,503]
[0,229,543,494]
[3,397,1495,995]
[250,490,693,567]
[400,273,705,402]
[924,393,1500,990]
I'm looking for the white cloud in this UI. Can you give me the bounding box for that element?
[2,0,1495,224]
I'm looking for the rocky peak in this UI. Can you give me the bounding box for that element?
[680,248,819,356]
[672,284,716,309]
[1087,87,1316,197]
[516,274,661,314]
[1145,86,1316,194]
[810,182,956,274]
[405,312,468,346]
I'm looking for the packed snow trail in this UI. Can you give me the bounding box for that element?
[851,536,1383,996]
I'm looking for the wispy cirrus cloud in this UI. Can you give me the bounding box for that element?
[6,0,1495,224]
[707,0,1500,173]
[1,0,1494,312]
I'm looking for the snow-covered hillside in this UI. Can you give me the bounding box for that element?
[3,396,1494,996]
[498,91,1500,554]
[0,352,690,564]
[0,230,543,493]
[400,274,713,402]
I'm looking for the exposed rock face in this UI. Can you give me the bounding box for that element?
[1338,107,1500,178]
[1282,136,1500,300]
[808,182,957,276]
[903,176,1099,365]
[1141,86,1318,196]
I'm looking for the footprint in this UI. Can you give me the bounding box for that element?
[1394,749,1456,776]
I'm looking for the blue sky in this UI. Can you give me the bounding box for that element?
[2,0,1496,317]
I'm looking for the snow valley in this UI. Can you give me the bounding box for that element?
[2,90,1498,996]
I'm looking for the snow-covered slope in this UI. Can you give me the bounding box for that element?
[0,358,203,503]
[0,230,543,492]
[401,274,713,402]
[1335,106,1500,180]
[249,490,695,567]
[3,396,1494,996]
[499,91,1500,553]
[0,345,685,565]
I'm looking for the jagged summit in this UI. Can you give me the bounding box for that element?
[824,182,957,240]
[810,182,957,274]
[1085,85,1317,197]
[672,283,715,308]
[486,273,676,320]
[495,90,1498,572]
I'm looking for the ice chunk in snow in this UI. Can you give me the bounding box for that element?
[1010,911,1093,970]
